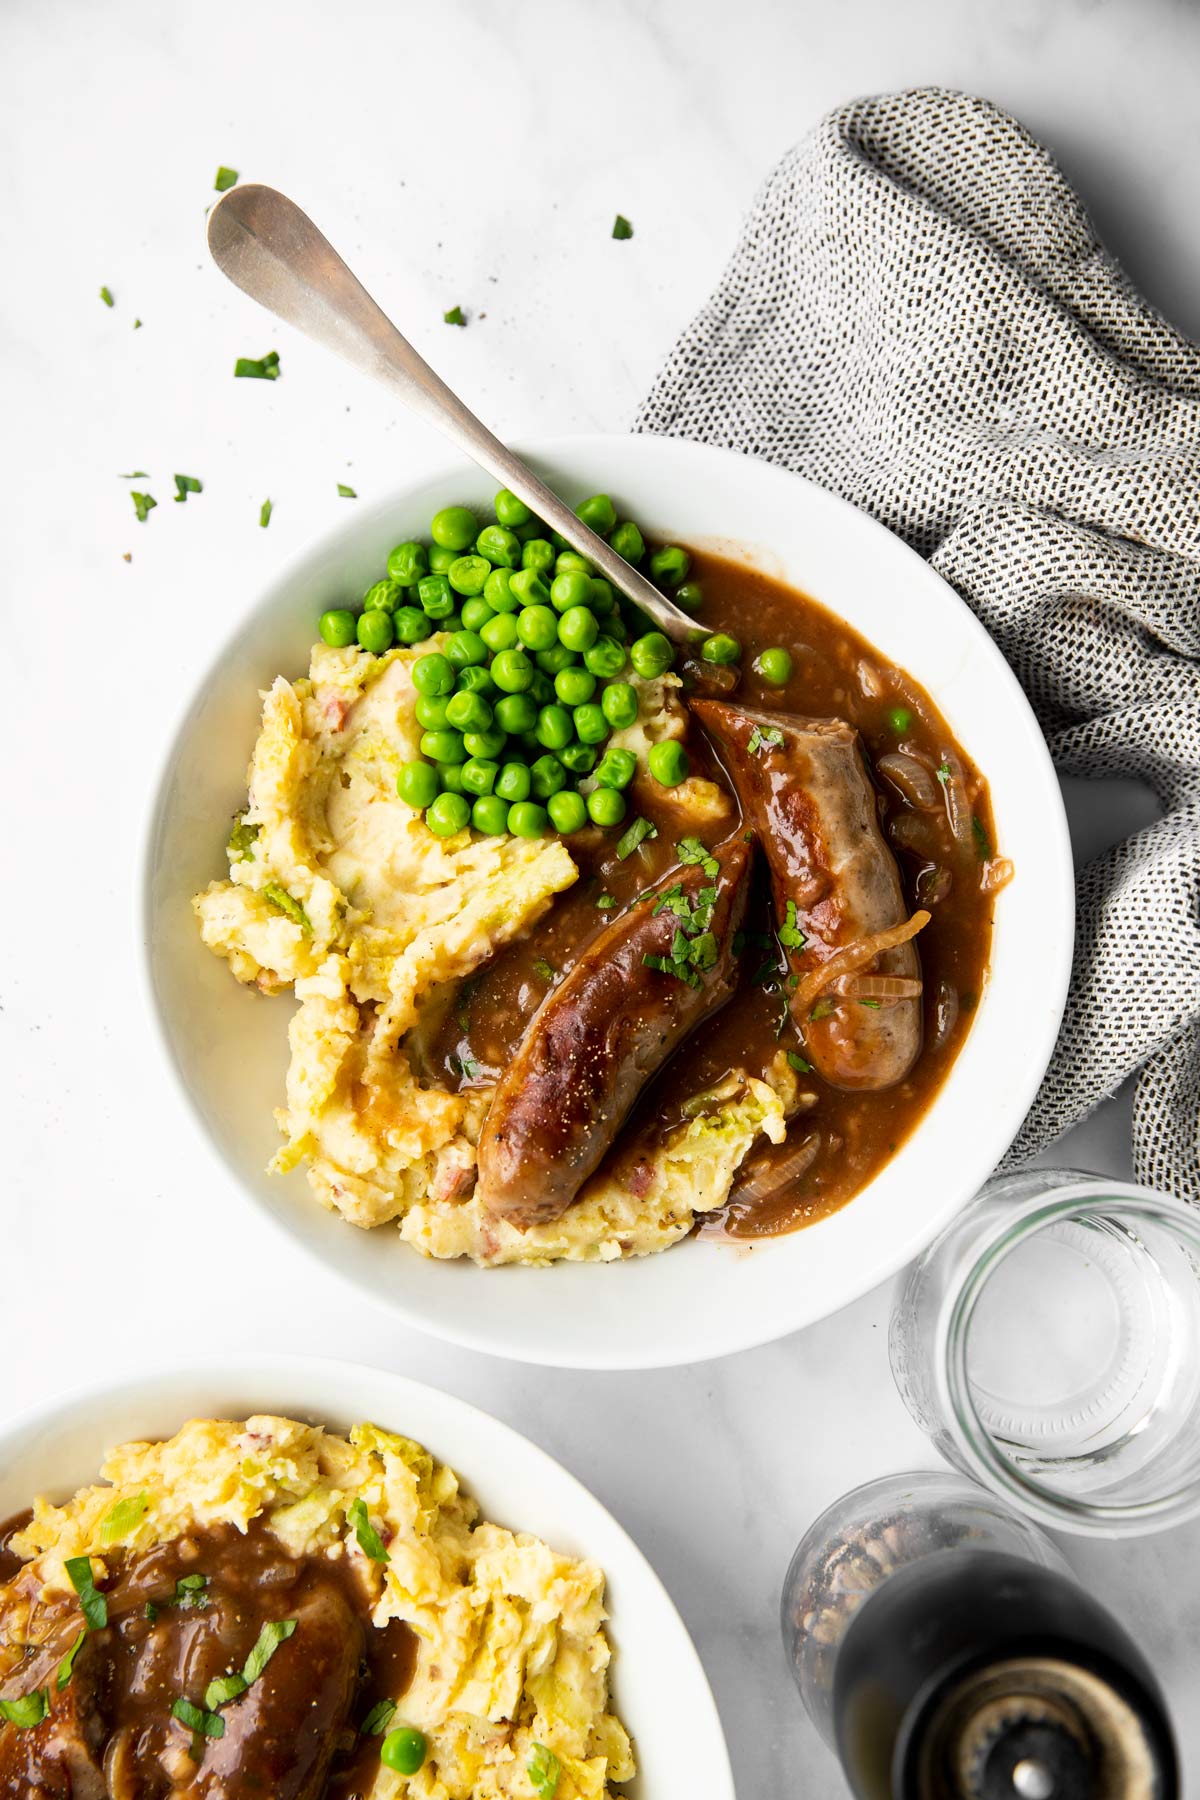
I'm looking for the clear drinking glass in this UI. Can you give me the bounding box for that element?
[890,1169,1200,1535]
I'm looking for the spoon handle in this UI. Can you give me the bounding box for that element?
[207,185,698,642]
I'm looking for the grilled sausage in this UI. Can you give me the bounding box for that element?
[691,701,924,1091]
[476,833,753,1229]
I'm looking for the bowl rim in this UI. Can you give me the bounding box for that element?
[0,1351,734,1798]
[139,432,1075,1368]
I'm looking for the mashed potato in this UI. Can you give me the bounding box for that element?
[194,640,786,1262]
[10,1415,634,1799]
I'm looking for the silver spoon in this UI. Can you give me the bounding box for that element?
[207,185,703,645]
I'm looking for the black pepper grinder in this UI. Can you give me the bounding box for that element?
[782,1474,1177,1800]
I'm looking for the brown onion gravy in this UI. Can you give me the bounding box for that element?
[417,550,997,1239]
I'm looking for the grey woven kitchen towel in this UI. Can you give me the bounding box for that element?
[636,88,1200,1194]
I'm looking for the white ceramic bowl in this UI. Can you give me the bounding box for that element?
[143,434,1074,1369]
[0,1355,731,1799]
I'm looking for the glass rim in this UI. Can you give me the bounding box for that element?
[937,1184,1200,1536]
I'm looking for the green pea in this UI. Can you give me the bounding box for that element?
[491,648,534,693]
[319,608,356,648]
[755,646,793,686]
[551,569,594,614]
[491,694,533,735]
[387,540,428,586]
[595,747,637,790]
[394,604,433,644]
[517,605,559,652]
[426,793,470,837]
[363,577,404,612]
[576,493,617,536]
[671,581,703,612]
[420,728,466,764]
[536,642,577,676]
[437,762,466,794]
[649,544,691,587]
[888,705,913,733]
[530,753,568,799]
[558,606,598,653]
[601,681,639,729]
[573,702,608,744]
[605,612,629,642]
[584,636,627,680]
[476,524,521,568]
[415,694,451,730]
[396,760,438,810]
[417,573,456,619]
[648,739,690,786]
[456,663,495,696]
[630,631,674,679]
[472,793,510,835]
[494,488,532,528]
[548,788,587,834]
[609,519,645,564]
[442,612,463,633]
[701,632,741,665]
[589,577,615,615]
[482,568,515,614]
[508,800,549,838]
[461,757,499,796]
[496,762,532,803]
[511,517,542,542]
[430,505,477,552]
[587,786,627,826]
[554,666,596,707]
[548,529,572,552]
[555,551,594,577]
[357,609,394,653]
[536,704,573,750]
[521,538,556,576]
[481,611,519,653]
[448,554,490,597]
[428,544,458,574]
[556,742,597,774]
[458,598,494,634]
[445,629,488,669]
[445,689,493,733]
[463,727,507,758]
[511,568,551,609]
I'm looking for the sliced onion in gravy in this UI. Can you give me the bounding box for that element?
[931,979,960,1049]
[876,751,943,812]
[829,974,924,1002]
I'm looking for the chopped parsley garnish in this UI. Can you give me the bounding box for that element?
[936,761,951,784]
[529,1742,562,1797]
[99,286,114,307]
[337,483,357,498]
[611,214,633,240]
[747,725,784,756]
[971,816,992,861]
[259,497,273,528]
[786,1051,813,1074]
[643,952,700,988]
[643,875,725,988]
[234,350,280,380]
[99,1492,149,1543]
[130,491,156,523]
[533,958,557,982]
[777,900,805,950]
[456,1051,482,1080]
[133,318,143,329]
[361,1698,397,1736]
[202,1619,297,1716]
[172,1695,225,1760]
[119,470,149,479]
[144,1602,158,1622]
[752,956,782,988]
[214,165,239,192]
[810,997,836,1022]
[65,1557,107,1631]
[858,997,882,1008]
[676,837,719,878]
[173,473,203,503]
[227,815,259,862]
[57,1629,86,1691]
[595,893,616,910]
[262,883,311,932]
[443,305,466,326]
[0,1691,48,1729]
[174,1574,209,1608]
[615,816,657,859]
[348,1497,391,1564]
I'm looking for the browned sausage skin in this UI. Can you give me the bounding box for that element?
[690,700,926,1092]
[476,833,753,1229]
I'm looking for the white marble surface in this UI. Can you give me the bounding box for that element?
[3,0,1198,1792]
